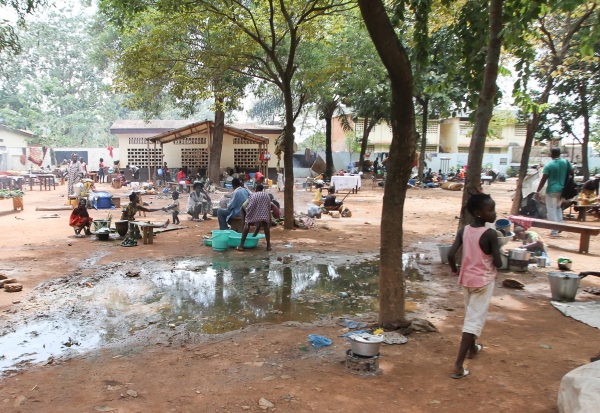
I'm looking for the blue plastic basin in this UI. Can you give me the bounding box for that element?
[228,232,265,248]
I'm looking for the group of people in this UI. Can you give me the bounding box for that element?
[216,177,281,251]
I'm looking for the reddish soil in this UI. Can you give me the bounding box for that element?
[1,179,599,412]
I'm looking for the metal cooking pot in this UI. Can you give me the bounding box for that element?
[509,249,531,261]
[348,334,383,357]
[536,257,547,268]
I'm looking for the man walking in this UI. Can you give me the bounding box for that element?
[535,148,573,236]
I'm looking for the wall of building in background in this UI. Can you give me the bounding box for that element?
[0,126,34,171]
[40,147,121,171]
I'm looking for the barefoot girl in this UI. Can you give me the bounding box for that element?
[447,193,502,379]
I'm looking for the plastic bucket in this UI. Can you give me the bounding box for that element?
[211,230,230,251]
[495,218,511,229]
[547,272,581,301]
[409,179,416,186]
[437,244,453,264]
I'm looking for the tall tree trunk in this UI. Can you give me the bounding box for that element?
[510,80,554,215]
[578,79,590,180]
[358,0,417,324]
[208,98,225,184]
[417,97,429,182]
[282,80,295,230]
[459,0,504,228]
[358,116,373,173]
[324,102,336,178]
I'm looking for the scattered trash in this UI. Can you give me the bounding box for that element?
[307,334,332,348]
[382,331,408,345]
[372,328,384,335]
[410,318,437,332]
[126,389,138,398]
[584,286,600,295]
[258,398,274,410]
[40,214,60,219]
[284,244,293,248]
[540,344,552,349]
[339,330,368,338]
[502,278,525,289]
[125,271,140,278]
[338,292,349,298]
[298,345,308,351]
[339,318,367,329]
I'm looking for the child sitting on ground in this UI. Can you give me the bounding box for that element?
[447,193,502,379]
[323,187,343,212]
[513,225,548,256]
[163,191,180,225]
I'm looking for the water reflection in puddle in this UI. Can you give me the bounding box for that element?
[0,252,431,373]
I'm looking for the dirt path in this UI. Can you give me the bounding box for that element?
[1,180,599,412]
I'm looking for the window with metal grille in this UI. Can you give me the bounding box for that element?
[128,137,148,145]
[488,147,502,154]
[181,148,208,167]
[354,119,365,133]
[514,124,527,138]
[127,148,163,168]
[425,145,438,152]
[366,144,375,152]
[233,137,256,145]
[458,147,470,153]
[173,137,206,145]
[234,148,260,168]
[459,122,473,136]
[416,121,439,135]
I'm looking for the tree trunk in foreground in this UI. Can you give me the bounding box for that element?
[417,98,429,182]
[459,0,504,228]
[282,80,295,230]
[358,0,417,324]
[208,99,225,184]
[324,103,336,178]
[578,79,590,181]
[510,81,553,215]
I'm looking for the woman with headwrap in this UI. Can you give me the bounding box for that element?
[66,153,84,196]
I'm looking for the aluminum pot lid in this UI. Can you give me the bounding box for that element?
[349,334,384,343]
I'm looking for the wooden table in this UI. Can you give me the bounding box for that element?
[0,176,24,190]
[574,205,600,222]
[130,221,169,245]
[330,175,361,194]
[37,174,56,190]
[88,172,98,183]
[513,216,600,254]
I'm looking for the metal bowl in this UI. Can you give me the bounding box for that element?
[558,262,572,271]
[509,249,531,261]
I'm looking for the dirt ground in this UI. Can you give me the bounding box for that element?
[1,178,599,413]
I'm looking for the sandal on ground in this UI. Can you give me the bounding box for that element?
[451,369,470,379]
[467,344,483,359]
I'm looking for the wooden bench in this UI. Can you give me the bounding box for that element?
[574,205,600,222]
[528,218,600,254]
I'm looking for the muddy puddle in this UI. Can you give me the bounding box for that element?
[0,252,434,374]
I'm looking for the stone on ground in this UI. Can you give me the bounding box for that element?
[558,361,600,413]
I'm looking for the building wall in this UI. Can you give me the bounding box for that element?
[39,147,121,171]
[116,130,280,172]
[0,127,33,171]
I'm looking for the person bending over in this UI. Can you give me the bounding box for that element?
[237,184,272,251]
[69,198,93,237]
[513,225,548,256]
